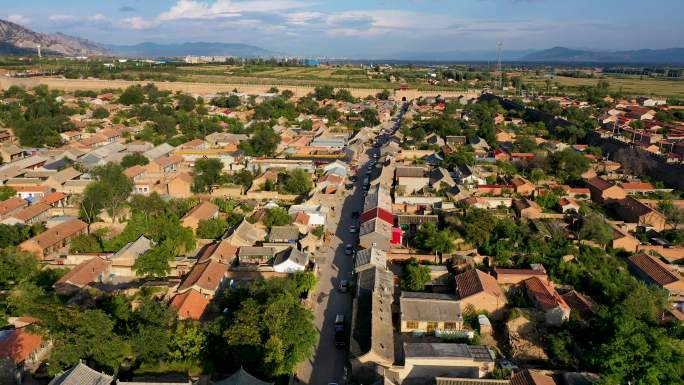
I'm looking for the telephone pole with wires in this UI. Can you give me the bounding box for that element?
[497,42,503,90]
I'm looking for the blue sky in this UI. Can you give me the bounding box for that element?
[2,0,683,57]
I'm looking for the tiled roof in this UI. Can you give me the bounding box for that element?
[455,269,503,299]
[12,202,51,221]
[55,257,109,290]
[178,259,227,293]
[400,292,461,322]
[524,277,569,312]
[0,327,43,364]
[213,367,273,385]
[182,201,219,222]
[171,289,210,320]
[0,197,28,216]
[48,362,113,385]
[22,219,87,249]
[510,369,557,385]
[616,196,654,217]
[585,176,614,191]
[628,253,683,287]
[561,290,596,314]
[154,154,184,168]
[41,192,66,206]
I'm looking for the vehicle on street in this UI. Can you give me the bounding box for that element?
[349,225,358,233]
[339,279,350,293]
[344,244,354,255]
[334,315,346,347]
[351,211,359,218]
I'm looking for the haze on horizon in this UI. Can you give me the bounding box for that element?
[2,0,683,58]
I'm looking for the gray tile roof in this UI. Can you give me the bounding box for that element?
[48,362,113,385]
[400,292,462,323]
[404,343,495,362]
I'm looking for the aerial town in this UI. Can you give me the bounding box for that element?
[0,2,684,385]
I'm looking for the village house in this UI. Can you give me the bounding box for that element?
[455,269,507,314]
[512,198,542,220]
[400,292,463,333]
[523,277,571,326]
[628,253,684,297]
[19,219,88,260]
[394,343,496,382]
[0,322,51,385]
[613,196,666,231]
[53,256,110,295]
[181,201,220,233]
[493,267,549,288]
[585,176,626,203]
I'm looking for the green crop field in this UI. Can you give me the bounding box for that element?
[522,75,684,98]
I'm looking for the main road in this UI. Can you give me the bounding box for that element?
[297,105,407,385]
[296,150,369,385]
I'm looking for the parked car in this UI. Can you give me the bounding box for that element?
[351,211,359,218]
[334,315,346,347]
[344,244,354,255]
[339,279,350,293]
[349,225,358,233]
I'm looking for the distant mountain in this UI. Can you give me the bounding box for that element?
[523,46,684,64]
[105,42,277,58]
[390,49,535,62]
[0,19,108,56]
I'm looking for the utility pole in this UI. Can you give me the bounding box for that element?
[497,42,503,91]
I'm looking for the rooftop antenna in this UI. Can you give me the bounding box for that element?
[496,42,503,90]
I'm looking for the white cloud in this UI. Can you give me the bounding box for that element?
[48,13,109,26]
[157,0,304,21]
[121,16,161,30]
[7,14,31,25]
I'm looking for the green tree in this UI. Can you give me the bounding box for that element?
[313,85,334,100]
[192,158,226,193]
[401,259,431,291]
[134,239,177,278]
[361,108,380,126]
[549,148,590,183]
[281,90,294,100]
[119,85,145,105]
[197,218,228,239]
[0,248,39,289]
[280,169,313,195]
[79,182,107,230]
[376,89,391,100]
[177,94,197,112]
[263,208,293,228]
[0,186,16,200]
[69,234,103,253]
[91,107,110,119]
[579,214,613,247]
[121,153,150,169]
[659,199,684,230]
[240,124,280,157]
[91,163,133,222]
[168,322,206,362]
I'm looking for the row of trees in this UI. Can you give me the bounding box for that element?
[2,247,319,380]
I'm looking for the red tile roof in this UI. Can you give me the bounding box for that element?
[40,192,66,206]
[524,277,569,312]
[178,259,227,293]
[456,269,503,299]
[0,197,28,216]
[511,369,557,385]
[171,289,210,320]
[628,253,683,287]
[360,207,394,225]
[55,257,109,289]
[0,327,44,364]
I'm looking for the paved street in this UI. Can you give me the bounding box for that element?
[297,150,369,385]
[298,106,406,385]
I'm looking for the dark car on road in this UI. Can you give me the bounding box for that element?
[338,279,350,293]
[334,315,346,347]
[344,244,354,255]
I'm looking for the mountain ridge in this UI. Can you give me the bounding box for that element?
[0,19,108,56]
[522,46,684,64]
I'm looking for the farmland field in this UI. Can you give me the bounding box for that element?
[522,75,684,98]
